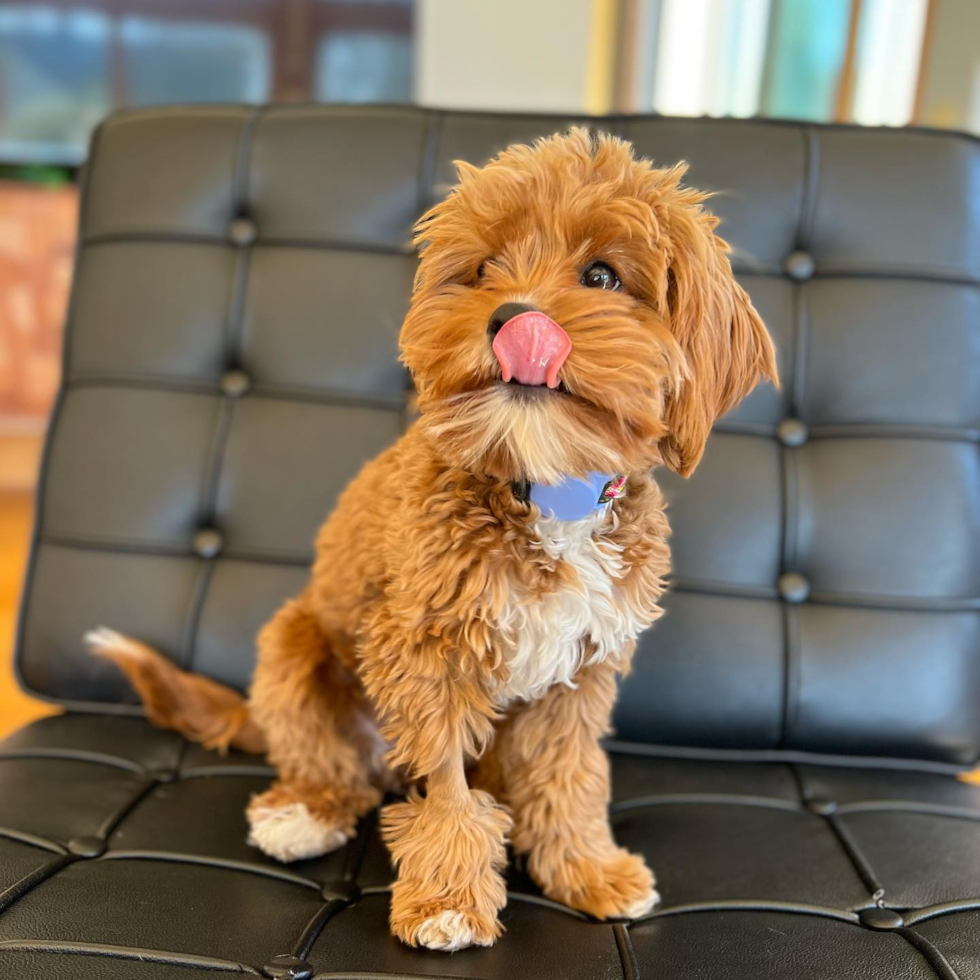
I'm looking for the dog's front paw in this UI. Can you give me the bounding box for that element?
[543,849,660,920]
[392,902,501,951]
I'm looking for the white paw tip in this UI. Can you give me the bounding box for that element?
[84,627,141,657]
[247,802,348,863]
[623,888,661,919]
[416,910,489,952]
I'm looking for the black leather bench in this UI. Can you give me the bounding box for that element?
[2,106,979,979]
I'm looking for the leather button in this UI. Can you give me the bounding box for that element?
[228,216,257,246]
[777,417,808,447]
[783,250,815,281]
[778,572,811,604]
[192,528,224,559]
[68,836,106,858]
[859,908,904,931]
[806,798,838,816]
[262,955,313,980]
[154,768,178,783]
[220,369,252,397]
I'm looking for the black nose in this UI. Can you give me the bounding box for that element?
[487,302,538,338]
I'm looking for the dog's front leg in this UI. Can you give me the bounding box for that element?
[382,749,510,951]
[365,642,510,951]
[499,661,659,919]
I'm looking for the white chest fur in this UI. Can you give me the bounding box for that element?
[493,508,646,705]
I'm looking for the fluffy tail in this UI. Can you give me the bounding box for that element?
[84,627,267,754]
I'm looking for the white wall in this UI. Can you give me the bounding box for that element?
[917,0,980,133]
[415,0,595,112]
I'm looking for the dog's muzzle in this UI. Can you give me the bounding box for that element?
[488,305,571,389]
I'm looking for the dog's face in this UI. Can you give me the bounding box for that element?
[400,128,777,484]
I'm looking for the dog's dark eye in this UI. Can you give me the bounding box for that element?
[581,262,621,291]
[476,261,486,280]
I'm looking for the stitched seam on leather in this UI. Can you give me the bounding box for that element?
[613,921,640,980]
[781,605,801,748]
[0,855,74,916]
[39,534,312,566]
[630,899,860,926]
[222,247,252,366]
[780,443,799,569]
[777,414,799,750]
[836,802,980,823]
[786,426,979,443]
[823,813,886,903]
[291,898,350,962]
[897,927,964,980]
[696,421,980,442]
[195,397,235,537]
[64,376,408,413]
[0,939,261,973]
[697,586,980,614]
[95,778,160,840]
[904,899,980,925]
[791,285,811,416]
[81,231,419,258]
[0,748,146,774]
[609,794,803,814]
[233,107,266,209]
[98,850,321,890]
[798,126,820,247]
[92,740,187,845]
[787,761,808,805]
[604,742,974,776]
[0,827,67,855]
[178,559,218,669]
[800,262,980,284]
[341,804,378,884]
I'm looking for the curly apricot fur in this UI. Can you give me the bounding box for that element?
[89,128,776,950]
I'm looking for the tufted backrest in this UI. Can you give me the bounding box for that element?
[15,107,980,767]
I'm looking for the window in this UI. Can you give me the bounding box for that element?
[0,1,416,166]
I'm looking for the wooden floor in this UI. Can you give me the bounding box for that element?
[0,489,55,737]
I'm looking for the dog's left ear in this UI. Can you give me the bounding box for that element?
[657,184,778,477]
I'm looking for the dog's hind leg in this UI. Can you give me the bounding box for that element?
[246,593,383,863]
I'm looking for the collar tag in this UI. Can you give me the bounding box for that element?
[598,474,628,504]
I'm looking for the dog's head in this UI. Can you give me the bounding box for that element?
[400,128,777,483]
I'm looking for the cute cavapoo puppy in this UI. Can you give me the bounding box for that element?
[87,128,777,952]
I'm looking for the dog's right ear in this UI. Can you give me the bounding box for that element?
[655,171,778,476]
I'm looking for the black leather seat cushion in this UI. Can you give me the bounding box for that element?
[2,715,979,978]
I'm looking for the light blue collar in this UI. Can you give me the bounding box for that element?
[526,472,627,522]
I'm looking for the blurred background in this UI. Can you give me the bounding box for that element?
[1,0,978,734]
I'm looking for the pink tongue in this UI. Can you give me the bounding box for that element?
[492,311,572,389]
